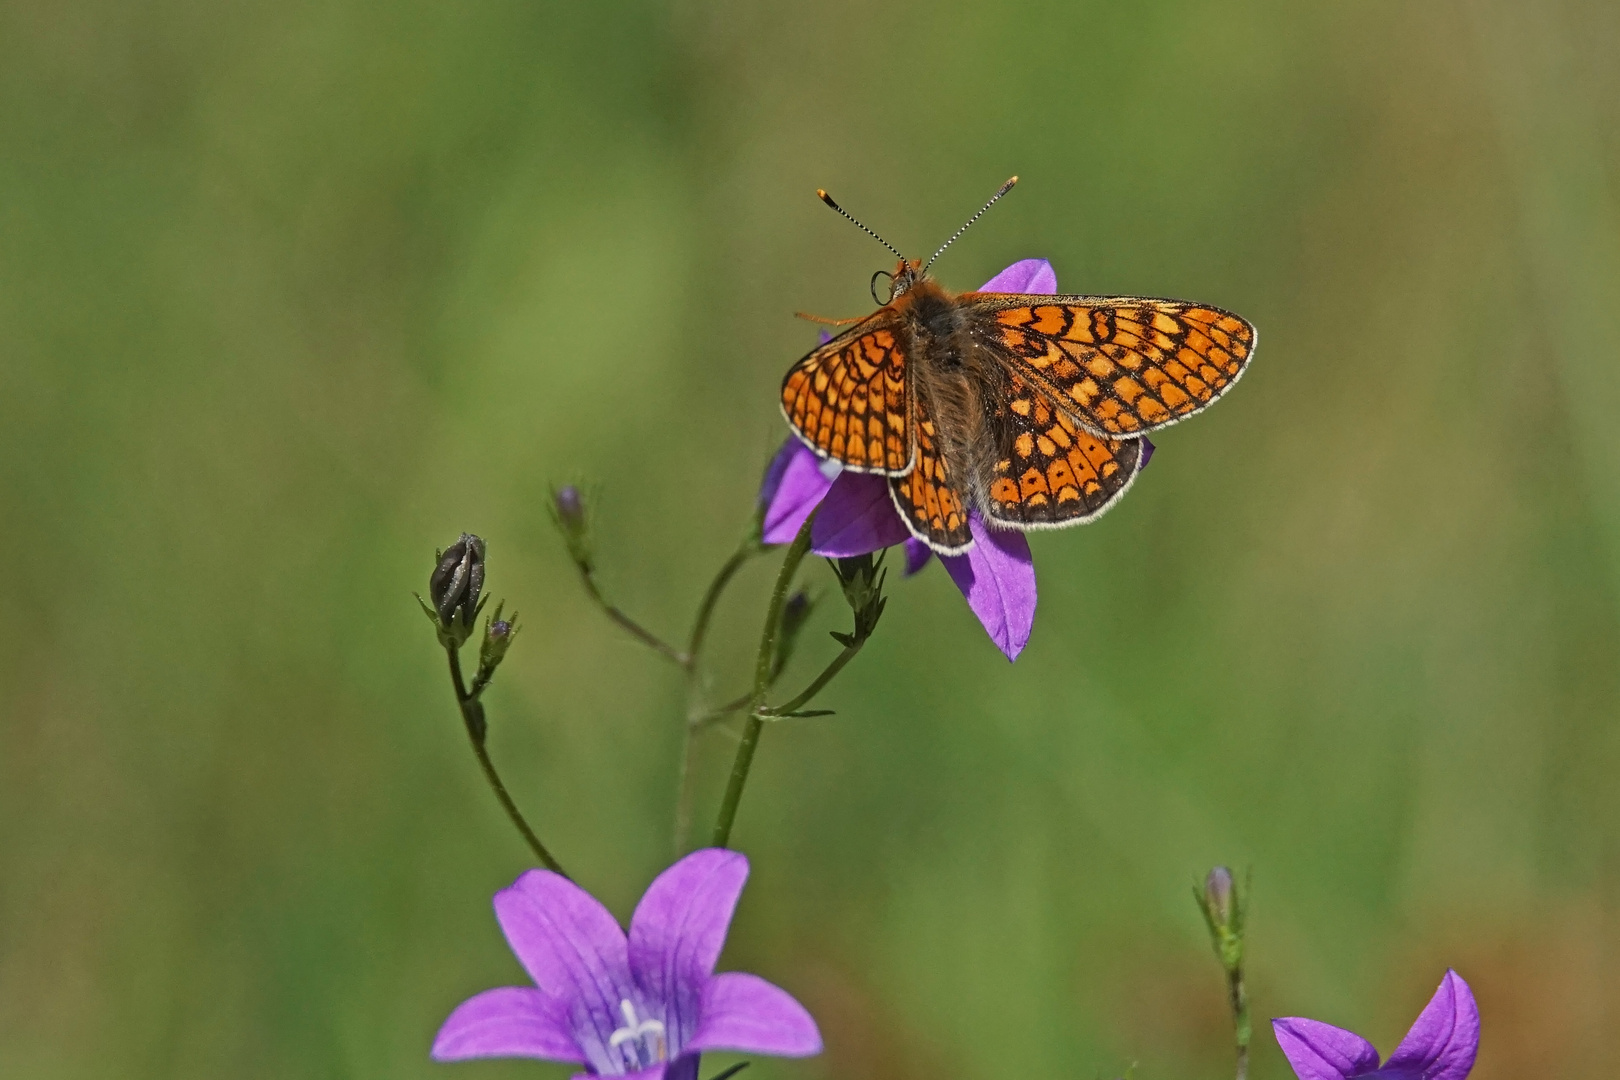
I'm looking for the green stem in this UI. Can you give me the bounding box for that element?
[693,691,753,727]
[575,565,687,667]
[686,539,760,661]
[758,639,864,717]
[1229,963,1250,1080]
[710,513,816,848]
[446,649,568,876]
[674,536,765,853]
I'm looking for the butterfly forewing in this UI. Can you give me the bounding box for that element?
[887,393,972,553]
[780,317,913,474]
[970,295,1256,438]
[981,373,1142,528]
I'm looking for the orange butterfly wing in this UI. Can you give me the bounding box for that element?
[779,316,913,474]
[969,295,1256,437]
[887,391,972,553]
[981,371,1143,528]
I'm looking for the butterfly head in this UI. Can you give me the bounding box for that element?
[877,258,926,305]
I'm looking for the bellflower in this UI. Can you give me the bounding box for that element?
[761,258,1152,661]
[433,849,821,1079]
[1272,970,1479,1080]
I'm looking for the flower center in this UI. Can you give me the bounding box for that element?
[608,998,667,1072]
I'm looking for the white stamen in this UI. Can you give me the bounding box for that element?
[608,998,667,1068]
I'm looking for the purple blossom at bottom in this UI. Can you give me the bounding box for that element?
[432,849,821,1079]
[1272,970,1479,1080]
[760,258,1152,662]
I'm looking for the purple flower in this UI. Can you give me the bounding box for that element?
[432,849,821,1079]
[760,258,1152,662]
[1273,970,1479,1080]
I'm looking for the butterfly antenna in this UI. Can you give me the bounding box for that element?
[817,189,906,262]
[922,175,1018,273]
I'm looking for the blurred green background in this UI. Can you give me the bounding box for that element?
[3,0,1619,1077]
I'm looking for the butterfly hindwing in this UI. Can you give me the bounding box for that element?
[887,391,972,553]
[980,371,1142,528]
[780,316,913,474]
[969,295,1255,437]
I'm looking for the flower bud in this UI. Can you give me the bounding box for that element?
[772,589,815,674]
[420,533,487,648]
[550,485,592,570]
[554,485,584,528]
[479,603,520,675]
[781,589,812,635]
[1196,864,1245,973]
[1204,865,1234,927]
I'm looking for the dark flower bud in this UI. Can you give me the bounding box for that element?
[418,533,487,648]
[772,589,816,675]
[550,485,592,570]
[781,589,812,635]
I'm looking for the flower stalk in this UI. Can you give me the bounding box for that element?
[1196,866,1250,1080]
[551,458,887,852]
[420,534,566,876]
[552,485,691,667]
[756,554,886,719]
[672,532,773,849]
[548,486,845,852]
[711,513,818,848]
[446,644,567,877]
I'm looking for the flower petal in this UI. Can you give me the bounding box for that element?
[1380,971,1479,1080]
[761,442,836,544]
[979,258,1057,294]
[432,987,585,1063]
[757,440,799,509]
[689,972,823,1058]
[1139,435,1155,470]
[1272,1017,1381,1080]
[629,849,750,1054]
[940,515,1036,661]
[903,537,933,576]
[494,869,634,1075]
[573,1063,679,1080]
[811,472,909,557]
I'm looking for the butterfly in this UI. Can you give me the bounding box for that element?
[780,177,1256,555]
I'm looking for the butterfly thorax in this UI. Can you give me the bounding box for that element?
[887,272,1004,503]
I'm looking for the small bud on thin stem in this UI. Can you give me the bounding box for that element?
[552,485,690,667]
[551,486,590,568]
[554,485,584,527]
[473,602,520,695]
[1196,865,1251,1080]
[771,589,815,678]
